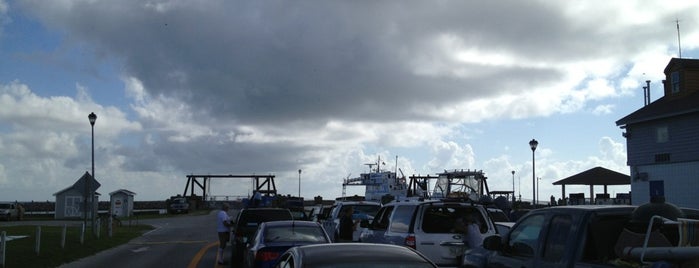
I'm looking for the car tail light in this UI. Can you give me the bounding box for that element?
[255,250,280,262]
[405,234,416,249]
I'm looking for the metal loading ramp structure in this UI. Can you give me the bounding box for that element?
[182,174,278,204]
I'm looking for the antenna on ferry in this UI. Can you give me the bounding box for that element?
[365,163,375,173]
[395,155,398,175]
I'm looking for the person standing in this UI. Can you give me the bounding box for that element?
[453,213,484,249]
[252,191,262,208]
[463,215,483,248]
[338,206,358,242]
[216,202,232,264]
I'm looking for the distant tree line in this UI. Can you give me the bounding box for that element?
[18,200,168,212]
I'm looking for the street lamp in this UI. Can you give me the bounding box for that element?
[89,112,97,234]
[536,177,541,206]
[529,139,538,207]
[298,169,302,198]
[518,175,522,202]
[511,170,516,204]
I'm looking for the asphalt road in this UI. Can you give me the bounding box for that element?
[50,211,233,268]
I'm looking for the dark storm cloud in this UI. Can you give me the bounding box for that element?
[133,136,315,174]
[18,0,585,125]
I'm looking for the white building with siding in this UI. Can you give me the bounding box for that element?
[617,58,699,209]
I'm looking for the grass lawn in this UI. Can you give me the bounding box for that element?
[1,223,154,267]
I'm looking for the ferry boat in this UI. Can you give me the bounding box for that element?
[341,157,492,203]
[343,170,408,202]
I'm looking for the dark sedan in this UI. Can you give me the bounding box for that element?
[232,208,294,266]
[244,220,331,268]
[274,243,438,268]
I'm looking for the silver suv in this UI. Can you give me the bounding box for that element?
[359,199,496,267]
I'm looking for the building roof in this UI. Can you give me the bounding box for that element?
[616,89,699,126]
[617,57,699,127]
[552,166,630,186]
[663,57,699,73]
[109,189,136,196]
[53,171,101,196]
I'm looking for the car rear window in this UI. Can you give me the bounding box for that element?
[489,210,510,222]
[421,205,485,234]
[390,205,417,233]
[239,210,293,228]
[264,226,328,243]
[340,204,381,218]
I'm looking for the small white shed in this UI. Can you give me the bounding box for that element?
[109,189,135,218]
[54,172,100,220]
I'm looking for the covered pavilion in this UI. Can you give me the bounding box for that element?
[552,166,630,205]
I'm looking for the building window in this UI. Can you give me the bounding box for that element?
[671,71,680,94]
[655,153,671,162]
[656,126,668,143]
[65,196,83,217]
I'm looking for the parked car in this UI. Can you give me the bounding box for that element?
[319,200,381,242]
[359,199,497,267]
[232,208,294,267]
[311,205,332,222]
[487,208,511,222]
[288,208,309,221]
[243,220,331,268]
[0,202,22,221]
[167,197,190,214]
[274,243,438,268]
[463,205,691,268]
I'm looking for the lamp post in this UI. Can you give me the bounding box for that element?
[536,177,541,206]
[511,170,516,204]
[518,175,521,202]
[298,169,302,198]
[88,112,97,235]
[529,139,538,207]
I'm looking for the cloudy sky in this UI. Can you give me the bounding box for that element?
[1,1,697,203]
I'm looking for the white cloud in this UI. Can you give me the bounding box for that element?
[0,81,147,199]
[592,104,614,115]
[126,76,213,142]
[425,141,475,172]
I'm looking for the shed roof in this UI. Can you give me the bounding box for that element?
[552,166,630,186]
[109,189,136,196]
[53,171,101,196]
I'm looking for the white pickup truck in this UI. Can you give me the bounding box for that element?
[0,202,23,221]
